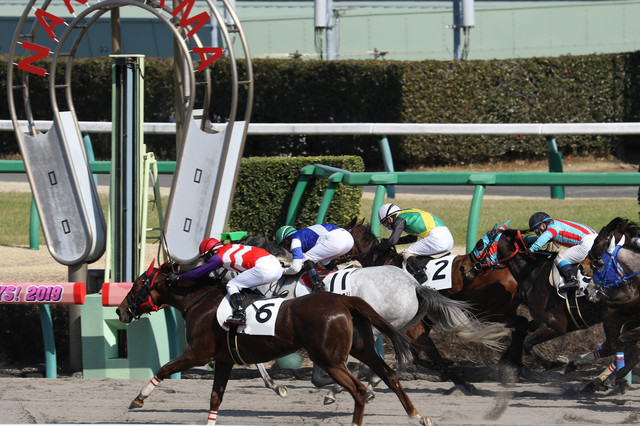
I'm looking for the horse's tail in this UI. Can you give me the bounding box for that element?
[340,295,413,369]
[415,286,509,351]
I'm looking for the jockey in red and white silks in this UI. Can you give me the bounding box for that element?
[179,243,283,295]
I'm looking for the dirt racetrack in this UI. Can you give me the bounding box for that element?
[2,363,640,425]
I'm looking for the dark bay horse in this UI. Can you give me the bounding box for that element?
[341,218,528,377]
[475,226,610,371]
[578,218,640,394]
[116,261,432,426]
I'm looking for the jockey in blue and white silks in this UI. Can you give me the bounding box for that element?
[526,212,597,292]
[276,223,354,291]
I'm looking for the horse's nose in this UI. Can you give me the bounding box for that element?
[115,308,120,317]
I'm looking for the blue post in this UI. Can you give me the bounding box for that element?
[39,305,57,378]
[615,351,632,384]
[378,136,396,198]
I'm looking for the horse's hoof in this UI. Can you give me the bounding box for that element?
[464,383,477,394]
[323,395,336,405]
[564,362,577,374]
[581,379,607,394]
[365,390,376,403]
[420,415,434,426]
[517,366,531,379]
[608,379,630,396]
[129,397,144,409]
[276,385,288,398]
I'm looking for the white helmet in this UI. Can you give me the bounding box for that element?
[378,203,401,223]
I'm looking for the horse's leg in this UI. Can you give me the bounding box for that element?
[499,315,528,369]
[207,360,234,426]
[255,363,288,397]
[348,338,431,425]
[311,363,335,387]
[522,321,569,371]
[407,320,476,393]
[322,364,369,426]
[129,346,206,409]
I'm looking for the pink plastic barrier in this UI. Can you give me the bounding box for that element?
[102,282,133,307]
[0,282,86,304]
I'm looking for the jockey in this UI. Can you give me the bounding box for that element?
[176,237,283,326]
[525,212,597,293]
[275,223,354,292]
[377,203,454,280]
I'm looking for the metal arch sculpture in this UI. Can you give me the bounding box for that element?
[7,0,254,266]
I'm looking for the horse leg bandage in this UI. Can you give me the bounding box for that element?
[207,410,217,425]
[141,376,162,399]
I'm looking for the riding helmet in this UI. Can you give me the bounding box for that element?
[199,237,222,258]
[276,225,296,244]
[528,212,552,231]
[378,203,401,223]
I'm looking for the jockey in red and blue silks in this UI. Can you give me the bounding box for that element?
[526,212,597,293]
[275,223,354,292]
[176,238,282,326]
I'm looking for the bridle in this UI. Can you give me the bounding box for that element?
[125,263,166,320]
[585,234,640,290]
[471,229,527,272]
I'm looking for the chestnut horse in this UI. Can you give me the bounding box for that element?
[116,261,432,426]
[341,218,528,378]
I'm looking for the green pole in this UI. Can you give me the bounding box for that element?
[39,305,57,378]
[164,308,181,379]
[466,185,486,253]
[546,136,565,200]
[371,185,388,238]
[379,136,396,198]
[316,175,343,224]
[284,166,315,225]
[29,198,39,250]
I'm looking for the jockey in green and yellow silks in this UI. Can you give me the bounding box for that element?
[377,204,454,280]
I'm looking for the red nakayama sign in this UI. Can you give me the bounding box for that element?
[17,0,224,76]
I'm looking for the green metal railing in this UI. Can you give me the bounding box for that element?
[283,164,640,253]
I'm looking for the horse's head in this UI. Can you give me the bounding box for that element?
[339,218,393,266]
[116,260,172,323]
[467,222,514,271]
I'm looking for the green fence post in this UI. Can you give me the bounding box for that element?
[316,175,343,224]
[546,136,565,200]
[466,185,486,253]
[379,136,396,198]
[371,185,388,238]
[285,166,315,225]
[39,305,57,378]
[29,198,39,250]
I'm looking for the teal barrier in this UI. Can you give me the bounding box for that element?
[284,164,640,252]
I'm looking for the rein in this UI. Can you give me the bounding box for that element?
[592,244,640,290]
[474,230,527,270]
[182,285,217,317]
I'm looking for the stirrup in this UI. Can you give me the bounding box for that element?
[558,281,579,293]
[226,312,246,326]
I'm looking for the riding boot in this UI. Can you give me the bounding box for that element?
[226,293,246,326]
[305,260,325,292]
[406,256,427,283]
[324,260,339,271]
[557,264,579,293]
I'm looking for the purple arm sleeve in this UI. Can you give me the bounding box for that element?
[179,256,223,281]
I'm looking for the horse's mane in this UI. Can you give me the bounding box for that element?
[354,223,380,245]
[602,217,640,238]
[239,234,290,259]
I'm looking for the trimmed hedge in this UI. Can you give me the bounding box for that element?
[2,53,640,169]
[229,156,364,236]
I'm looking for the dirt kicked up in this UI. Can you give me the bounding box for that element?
[2,363,640,425]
